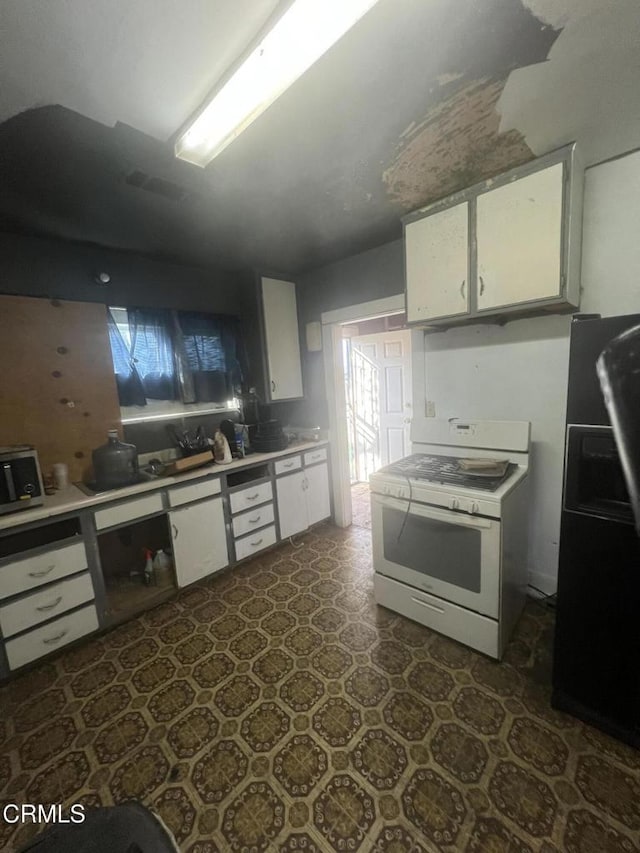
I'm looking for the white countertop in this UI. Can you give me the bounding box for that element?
[0,440,328,532]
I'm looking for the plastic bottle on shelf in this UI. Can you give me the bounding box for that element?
[153,550,172,587]
[143,549,154,586]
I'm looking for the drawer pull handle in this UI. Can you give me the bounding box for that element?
[42,629,69,645]
[250,538,264,547]
[283,461,294,468]
[248,516,261,524]
[29,565,55,578]
[411,597,445,615]
[246,493,260,501]
[36,596,63,612]
[172,523,179,540]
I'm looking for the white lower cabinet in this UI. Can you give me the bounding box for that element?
[277,471,309,539]
[305,463,331,526]
[170,496,228,587]
[276,462,331,538]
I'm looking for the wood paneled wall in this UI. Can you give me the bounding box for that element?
[0,295,121,483]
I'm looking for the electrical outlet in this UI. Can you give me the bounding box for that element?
[425,400,436,418]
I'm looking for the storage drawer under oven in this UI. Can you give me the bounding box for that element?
[374,573,499,658]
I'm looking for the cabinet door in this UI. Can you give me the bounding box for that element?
[305,463,331,526]
[276,471,308,539]
[476,162,564,311]
[261,277,304,401]
[405,202,469,322]
[170,497,228,587]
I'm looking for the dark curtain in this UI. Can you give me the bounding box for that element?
[178,312,244,402]
[108,307,245,406]
[128,308,177,400]
[107,310,146,406]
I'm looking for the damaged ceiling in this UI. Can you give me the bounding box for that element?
[0,0,638,275]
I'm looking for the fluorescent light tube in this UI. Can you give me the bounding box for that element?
[175,0,379,167]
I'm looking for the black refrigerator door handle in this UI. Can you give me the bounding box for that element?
[2,463,16,502]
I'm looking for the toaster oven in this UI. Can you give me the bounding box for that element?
[0,446,44,515]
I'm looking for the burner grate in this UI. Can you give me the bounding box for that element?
[380,454,516,492]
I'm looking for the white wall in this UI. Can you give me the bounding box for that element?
[414,148,640,592]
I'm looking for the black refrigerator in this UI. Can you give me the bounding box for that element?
[552,314,640,748]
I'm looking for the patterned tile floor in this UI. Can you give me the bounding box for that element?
[351,482,371,530]
[1,521,639,852]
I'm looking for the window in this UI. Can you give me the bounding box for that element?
[108,306,244,414]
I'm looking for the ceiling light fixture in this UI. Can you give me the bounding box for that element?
[175,0,379,167]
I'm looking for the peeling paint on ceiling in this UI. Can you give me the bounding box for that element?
[382,77,533,212]
[0,0,638,275]
[498,0,640,164]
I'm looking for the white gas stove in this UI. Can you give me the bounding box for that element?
[369,418,530,659]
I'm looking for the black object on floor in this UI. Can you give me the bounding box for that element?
[17,804,178,852]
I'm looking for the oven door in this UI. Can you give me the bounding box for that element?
[371,493,500,618]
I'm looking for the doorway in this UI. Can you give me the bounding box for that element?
[341,316,412,529]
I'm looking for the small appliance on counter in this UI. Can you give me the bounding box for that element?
[251,419,289,453]
[89,430,140,492]
[0,445,44,515]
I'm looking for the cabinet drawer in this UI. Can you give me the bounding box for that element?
[235,525,277,562]
[94,492,164,530]
[232,504,275,539]
[304,447,327,466]
[5,603,99,670]
[0,541,87,601]
[230,482,273,515]
[0,573,94,638]
[373,573,499,658]
[168,477,221,507]
[275,455,302,475]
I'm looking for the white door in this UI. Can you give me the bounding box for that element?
[305,463,331,526]
[276,471,308,539]
[352,329,412,469]
[405,201,469,322]
[476,162,564,311]
[170,497,228,587]
[261,277,304,401]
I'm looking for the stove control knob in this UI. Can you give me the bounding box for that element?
[449,498,459,510]
[470,502,479,515]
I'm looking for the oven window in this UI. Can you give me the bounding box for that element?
[382,506,481,593]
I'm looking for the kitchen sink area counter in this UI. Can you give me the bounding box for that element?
[0,440,330,677]
[0,440,328,532]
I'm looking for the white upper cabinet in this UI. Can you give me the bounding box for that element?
[261,277,304,401]
[476,162,564,311]
[404,144,583,326]
[405,201,469,322]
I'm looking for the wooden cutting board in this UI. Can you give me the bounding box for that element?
[163,451,214,475]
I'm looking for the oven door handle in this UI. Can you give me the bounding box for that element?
[372,493,493,529]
